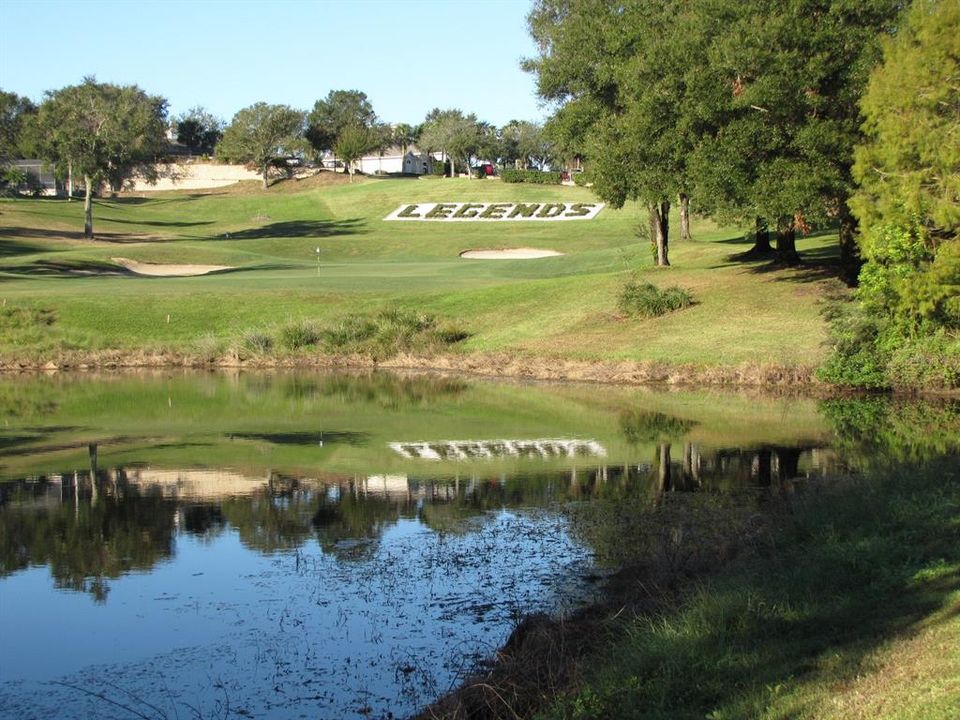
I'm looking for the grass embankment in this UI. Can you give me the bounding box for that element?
[0,175,837,380]
[423,456,960,719]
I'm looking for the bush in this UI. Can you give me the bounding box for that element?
[617,277,694,318]
[321,314,378,349]
[886,333,960,390]
[819,222,960,391]
[572,172,590,187]
[430,161,448,177]
[278,319,320,350]
[500,169,563,184]
[241,330,273,354]
[817,301,892,389]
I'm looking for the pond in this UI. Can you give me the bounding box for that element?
[0,371,957,719]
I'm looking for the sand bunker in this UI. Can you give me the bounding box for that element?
[112,257,234,277]
[460,248,564,260]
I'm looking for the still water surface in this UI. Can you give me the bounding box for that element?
[0,371,956,719]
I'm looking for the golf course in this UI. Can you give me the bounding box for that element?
[0,172,837,380]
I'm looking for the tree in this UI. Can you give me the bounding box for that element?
[852,0,959,333]
[418,108,482,178]
[334,123,377,181]
[0,89,37,164]
[34,78,167,237]
[526,1,687,266]
[500,120,553,170]
[176,106,224,155]
[852,0,960,244]
[527,0,902,271]
[391,123,417,155]
[306,89,377,166]
[687,0,902,273]
[217,102,304,189]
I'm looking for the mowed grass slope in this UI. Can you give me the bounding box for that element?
[0,175,836,367]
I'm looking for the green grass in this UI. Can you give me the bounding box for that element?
[541,455,960,720]
[0,176,837,368]
[0,372,833,482]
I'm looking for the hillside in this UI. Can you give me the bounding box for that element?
[0,175,838,376]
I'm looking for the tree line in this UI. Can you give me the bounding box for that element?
[526,0,957,389]
[0,80,558,233]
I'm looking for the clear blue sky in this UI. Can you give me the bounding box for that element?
[0,0,550,127]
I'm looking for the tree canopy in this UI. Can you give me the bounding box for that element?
[418,108,483,178]
[176,106,224,155]
[0,89,37,164]
[306,89,377,159]
[33,78,167,237]
[852,0,960,243]
[526,0,903,271]
[217,102,304,189]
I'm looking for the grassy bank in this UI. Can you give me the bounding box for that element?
[0,174,837,376]
[422,455,960,720]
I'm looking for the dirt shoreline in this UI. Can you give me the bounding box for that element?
[0,349,824,387]
[3,349,955,396]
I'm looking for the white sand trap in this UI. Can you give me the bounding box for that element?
[460,248,564,260]
[112,257,234,277]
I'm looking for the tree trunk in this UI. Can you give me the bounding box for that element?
[261,165,269,190]
[657,443,672,494]
[348,165,354,183]
[67,159,73,200]
[776,448,801,482]
[750,216,772,254]
[679,193,691,240]
[83,175,94,238]
[776,216,801,264]
[838,201,862,287]
[755,449,772,487]
[648,201,671,266]
[448,151,455,178]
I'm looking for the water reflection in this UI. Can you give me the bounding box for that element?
[1,437,837,601]
[0,371,957,719]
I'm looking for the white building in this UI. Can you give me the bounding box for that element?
[321,146,444,176]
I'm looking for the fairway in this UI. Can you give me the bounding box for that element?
[0,175,836,370]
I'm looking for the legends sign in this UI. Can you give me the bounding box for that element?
[384,202,604,222]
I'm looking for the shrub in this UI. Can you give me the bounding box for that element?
[500,169,563,184]
[430,161,448,177]
[321,315,377,349]
[278,319,320,350]
[241,330,273,354]
[572,172,590,187]
[193,333,225,361]
[617,277,694,318]
[886,333,960,390]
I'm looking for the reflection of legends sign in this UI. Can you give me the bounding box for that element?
[384,202,604,222]
[389,438,607,460]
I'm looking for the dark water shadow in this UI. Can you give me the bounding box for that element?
[150,441,215,451]
[230,431,370,447]
[0,434,43,451]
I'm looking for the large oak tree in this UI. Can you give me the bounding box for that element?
[217,103,304,189]
[34,78,167,238]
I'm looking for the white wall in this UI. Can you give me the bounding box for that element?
[127,162,262,191]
